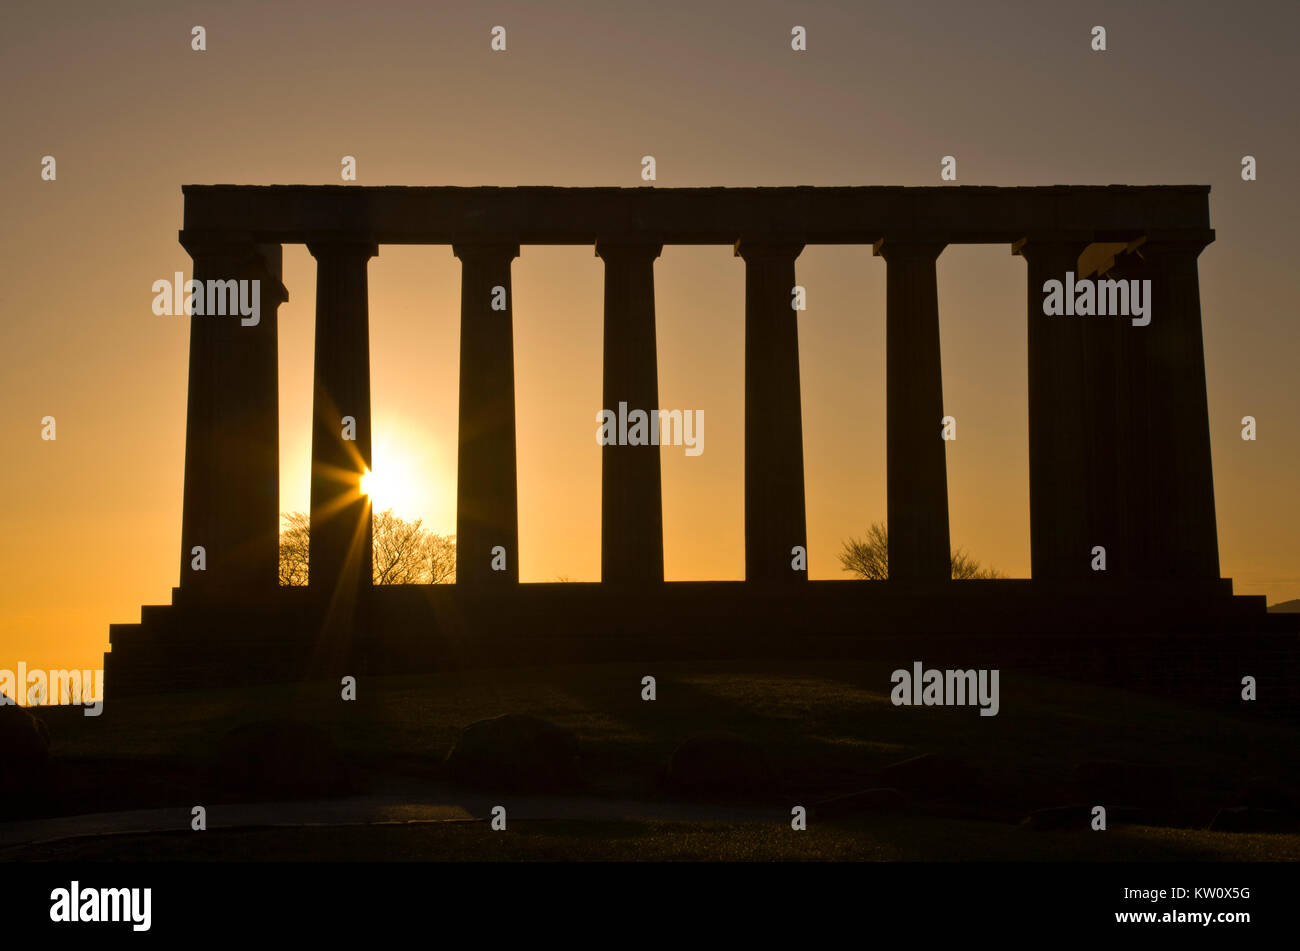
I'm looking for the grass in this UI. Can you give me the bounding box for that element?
[9,659,1300,860]
[7,818,1300,862]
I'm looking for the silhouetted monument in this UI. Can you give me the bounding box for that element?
[106,185,1294,698]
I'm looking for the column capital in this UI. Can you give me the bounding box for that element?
[177,232,288,304]
[595,238,663,261]
[178,230,260,259]
[1099,247,1147,279]
[306,237,378,260]
[733,239,804,262]
[1011,233,1093,261]
[1132,229,1216,259]
[452,242,520,262]
[872,238,947,260]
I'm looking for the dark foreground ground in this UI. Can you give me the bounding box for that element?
[4,659,1298,860]
[7,817,1300,862]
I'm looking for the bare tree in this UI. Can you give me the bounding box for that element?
[279,512,311,586]
[278,509,457,585]
[423,531,457,584]
[949,546,1003,580]
[372,508,429,584]
[839,521,1003,580]
[838,522,890,580]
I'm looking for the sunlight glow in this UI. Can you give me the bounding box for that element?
[360,440,422,517]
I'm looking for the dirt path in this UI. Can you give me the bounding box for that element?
[0,790,783,851]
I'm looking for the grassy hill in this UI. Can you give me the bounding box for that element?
[8,659,1300,860]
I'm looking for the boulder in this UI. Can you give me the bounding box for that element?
[877,753,980,797]
[1072,760,1178,806]
[0,704,52,818]
[812,787,907,818]
[1209,806,1300,833]
[1023,803,1140,830]
[665,732,773,797]
[0,703,50,766]
[1234,776,1300,812]
[209,720,353,802]
[445,714,580,791]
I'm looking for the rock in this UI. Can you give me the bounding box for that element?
[813,787,906,818]
[1209,806,1300,833]
[210,720,353,802]
[1025,804,1091,830]
[877,753,980,796]
[0,703,50,766]
[1072,761,1177,806]
[665,732,773,797]
[1023,803,1141,830]
[0,704,52,818]
[1235,776,1300,812]
[445,714,580,791]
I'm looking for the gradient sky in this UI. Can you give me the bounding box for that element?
[3,0,1298,672]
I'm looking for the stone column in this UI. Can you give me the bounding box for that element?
[178,235,287,599]
[1099,248,1149,579]
[874,239,951,581]
[308,240,377,602]
[1014,236,1091,580]
[454,243,520,585]
[736,239,807,584]
[597,239,665,584]
[1132,232,1220,580]
[1085,270,1123,579]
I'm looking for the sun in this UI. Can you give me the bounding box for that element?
[353,424,456,531]
[359,438,423,517]
[359,468,378,499]
[360,464,405,512]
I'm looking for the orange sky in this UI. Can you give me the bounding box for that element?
[4,1,1298,671]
